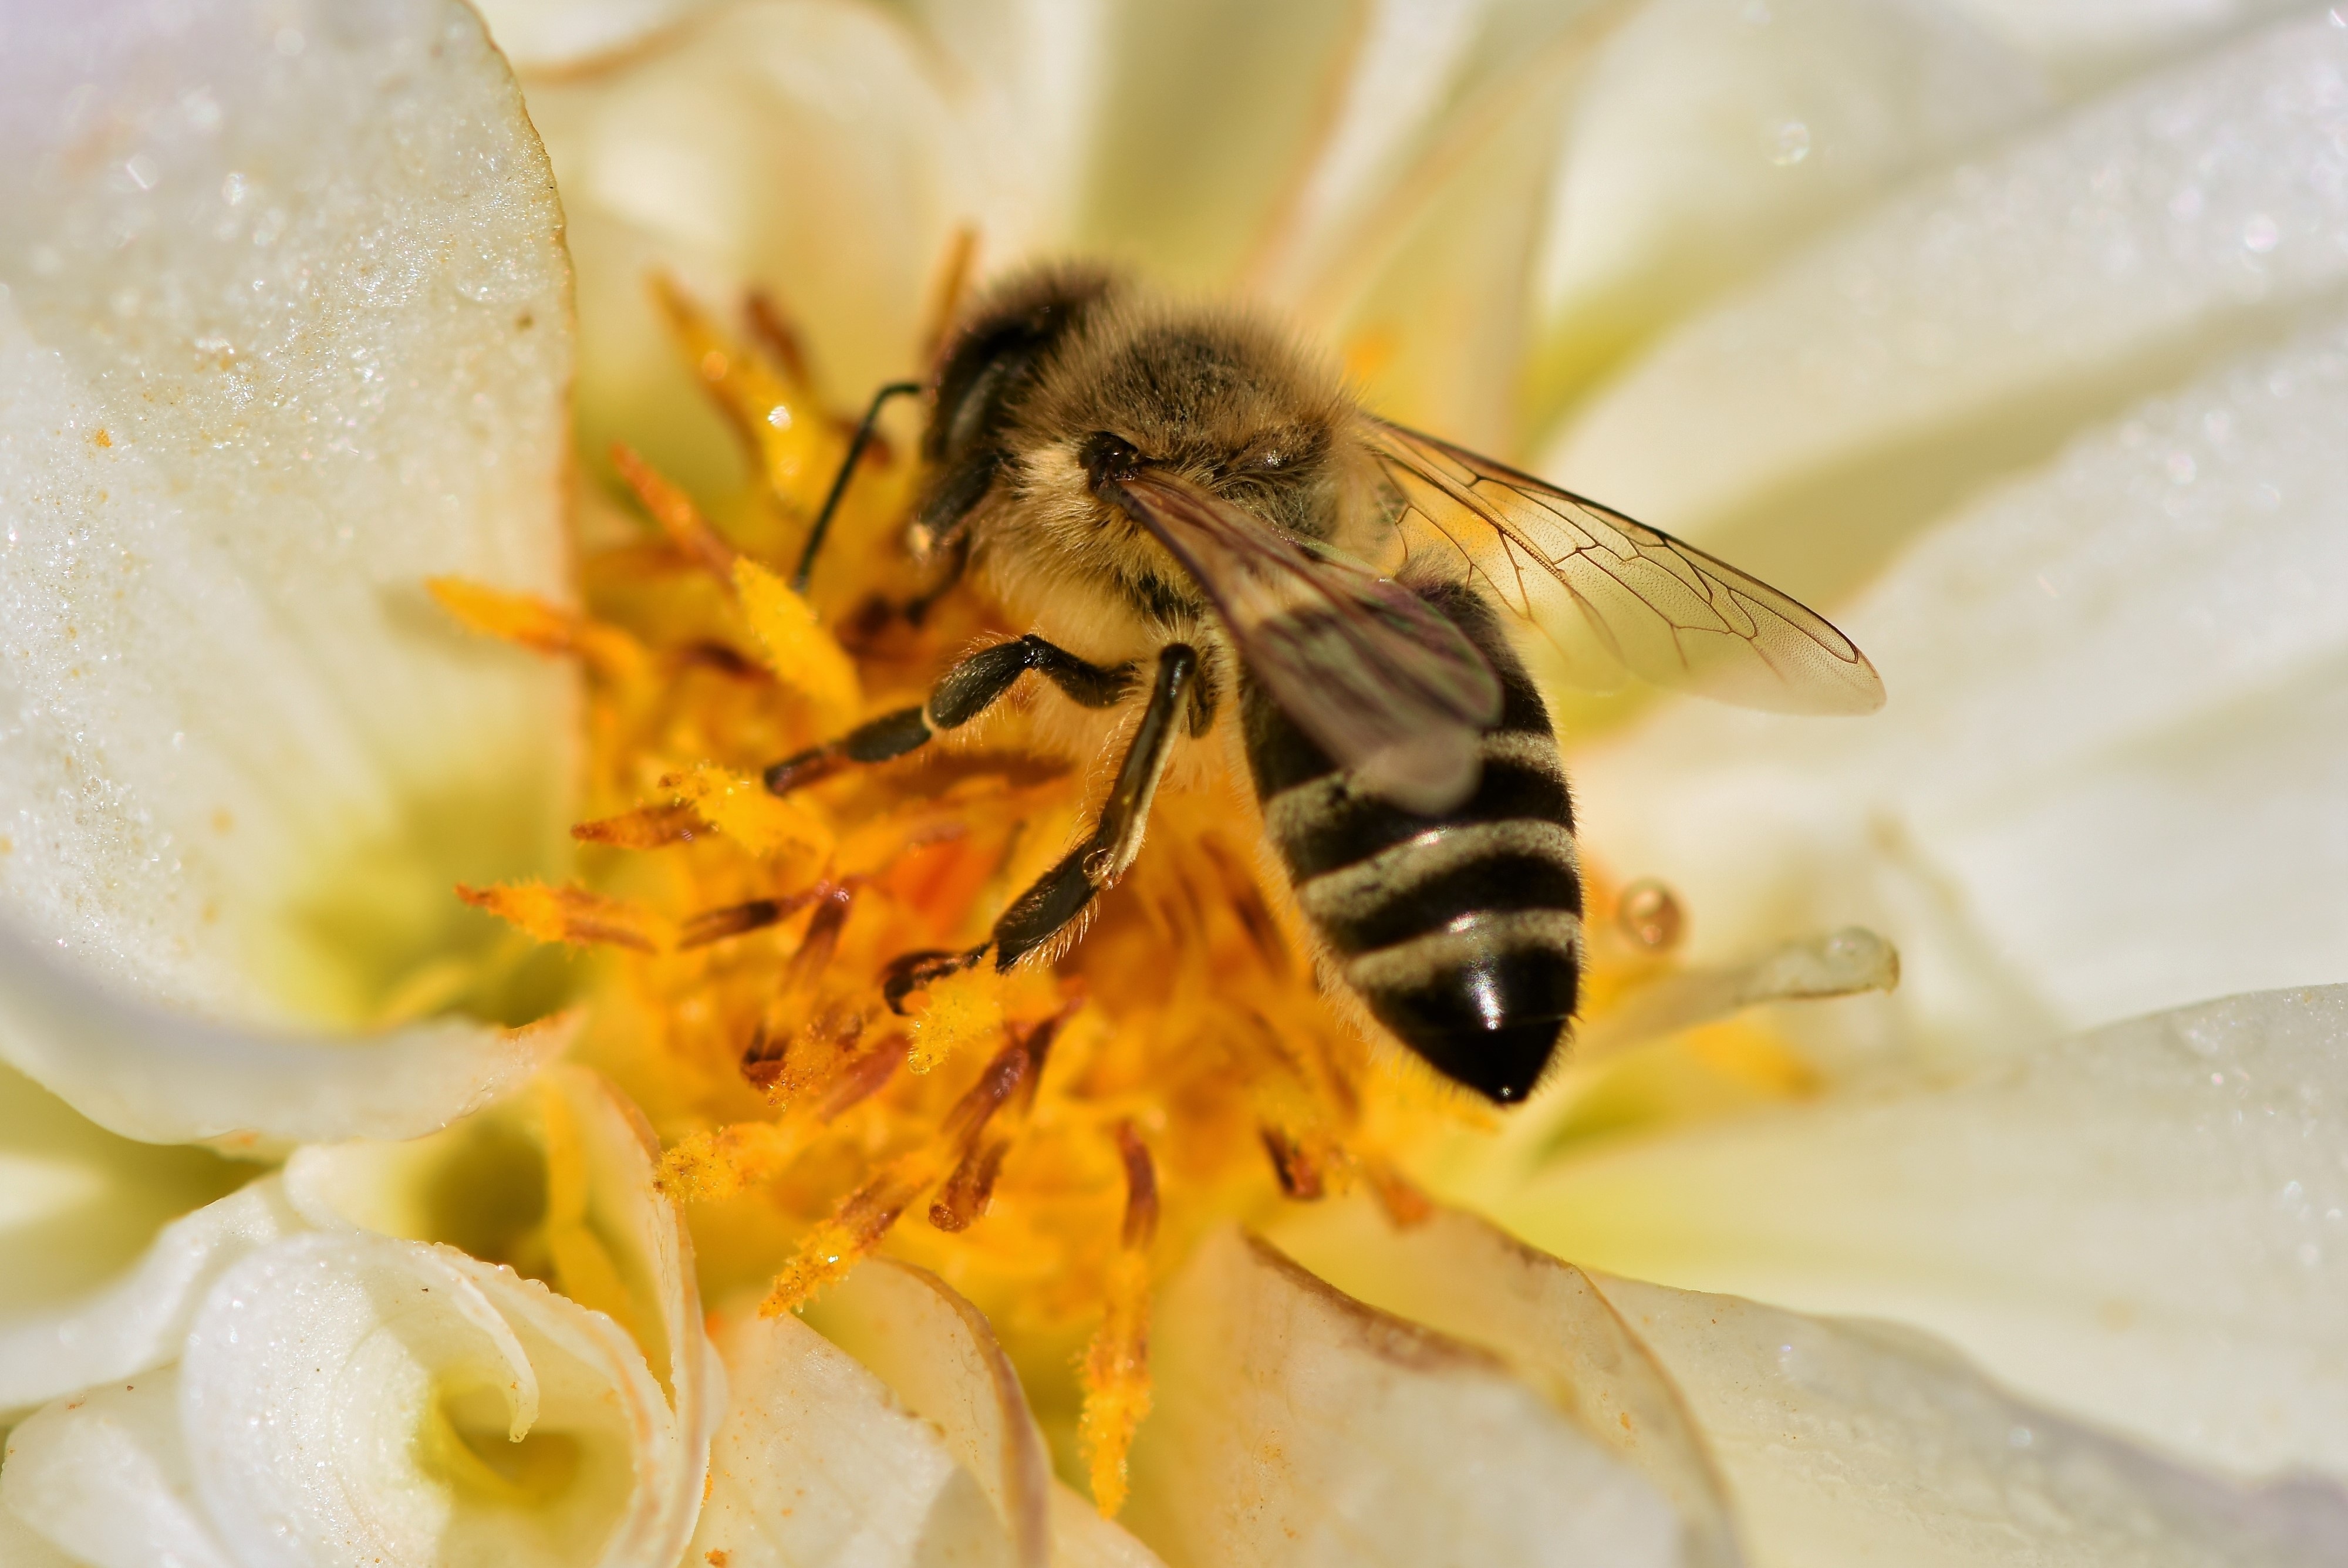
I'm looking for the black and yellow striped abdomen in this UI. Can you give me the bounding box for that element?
[1243,582,1581,1102]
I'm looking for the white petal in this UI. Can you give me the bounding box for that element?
[895,0,1116,243]
[0,1505,83,1568]
[1270,1197,1739,1567]
[525,0,1019,497]
[0,1169,298,1413]
[687,1299,1017,1568]
[0,0,578,1138]
[1574,311,2348,1058]
[1483,984,2348,1483]
[1054,0,1376,286]
[0,932,571,1144]
[1548,11,2348,603]
[1050,1482,1168,1568]
[473,0,724,73]
[1595,1275,2348,1568]
[806,1257,1055,1566]
[1524,0,2043,423]
[284,1065,718,1552]
[179,1232,685,1568]
[1944,0,2310,92]
[1122,1226,1683,1568]
[1,1370,234,1568]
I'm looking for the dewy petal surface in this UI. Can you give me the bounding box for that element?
[1573,311,2348,1057]
[1485,984,2348,1483]
[177,1232,686,1568]
[1124,1227,1682,1568]
[0,0,578,1141]
[281,1065,718,1556]
[1549,10,2348,603]
[1593,1276,2348,1568]
[1525,0,2045,423]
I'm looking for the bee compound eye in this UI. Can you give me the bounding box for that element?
[1079,431,1143,490]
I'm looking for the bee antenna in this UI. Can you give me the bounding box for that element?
[793,379,924,594]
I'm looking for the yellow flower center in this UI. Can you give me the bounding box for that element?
[441,258,1838,1508]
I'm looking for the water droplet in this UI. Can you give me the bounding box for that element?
[1616,879,1684,952]
[2165,451,2197,485]
[2299,1242,2322,1267]
[1769,120,1811,167]
[274,26,304,56]
[2008,1425,2034,1449]
[122,154,157,191]
[221,171,248,206]
[2244,214,2280,253]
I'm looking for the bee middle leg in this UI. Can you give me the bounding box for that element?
[990,642,1199,969]
[764,633,1138,795]
[876,643,1202,1009]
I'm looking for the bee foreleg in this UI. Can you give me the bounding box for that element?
[993,643,1197,969]
[763,635,1137,797]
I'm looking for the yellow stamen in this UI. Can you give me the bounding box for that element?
[660,763,834,861]
[729,558,861,723]
[458,881,673,953]
[1080,1121,1158,1517]
[649,273,841,514]
[427,576,642,679]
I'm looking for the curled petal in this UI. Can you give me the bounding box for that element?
[689,1301,1015,1567]
[0,0,576,1139]
[1490,984,2348,1482]
[0,1174,298,1412]
[809,1259,1171,1564]
[284,1065,718,1553]
[1551,12,2348,600]
[1123,1227,1681,1567]
[1594,1274,2348,1566]
[1271,1198,1740,1567]
[177,1233,684,1568]
[808,1257,1055,1564]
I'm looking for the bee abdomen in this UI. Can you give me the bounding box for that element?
[1244,588,1581,1104]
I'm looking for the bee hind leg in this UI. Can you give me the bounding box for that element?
[992,643,1198,969]
[764,633,1138,796]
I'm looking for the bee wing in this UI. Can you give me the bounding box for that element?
[1364,419,1885,714]
[1102,467,1503,812]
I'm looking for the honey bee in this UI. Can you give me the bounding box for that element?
[767,264,1883,1104]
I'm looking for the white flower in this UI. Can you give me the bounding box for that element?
[5,0,2348,1564]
